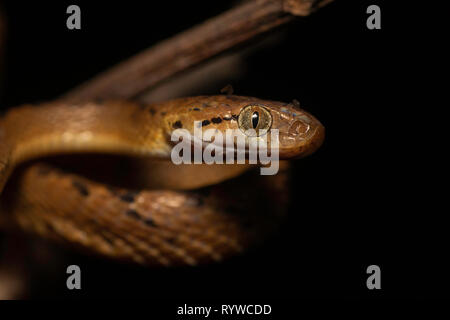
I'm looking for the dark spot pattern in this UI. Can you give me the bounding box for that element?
[172,120,183,129]
[100,232,115,245]
[125,209,158,228]
[149,108,156,115]
[211,117,222,124]
[44,221,57,233]
[201,120,211,127]
[144,218,157,227]
[222,115,232,121]
[126,209,140,219]
[120,191,138,203]
[72,180,89,197]
[193,107,201,111]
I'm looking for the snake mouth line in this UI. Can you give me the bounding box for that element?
[168,127,281,175]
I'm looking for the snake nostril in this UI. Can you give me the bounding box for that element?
[289,120,310,136]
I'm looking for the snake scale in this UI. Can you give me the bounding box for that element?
[0,95,324,266]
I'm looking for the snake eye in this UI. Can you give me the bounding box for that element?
[238,105,272,137]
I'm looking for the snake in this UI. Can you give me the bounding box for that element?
[0,95,324,266]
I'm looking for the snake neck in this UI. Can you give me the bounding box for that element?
[0,101,170,190]
[3,101,172,159]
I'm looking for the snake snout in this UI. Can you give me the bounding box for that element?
[278,115,325,159]
[288,120,310,137]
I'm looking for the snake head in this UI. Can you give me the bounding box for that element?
[158,95,324,160]
[259,98,325,159]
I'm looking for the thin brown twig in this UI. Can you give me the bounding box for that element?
[63,0,334,103]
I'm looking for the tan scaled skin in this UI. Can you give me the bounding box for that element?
[0,95,324,266]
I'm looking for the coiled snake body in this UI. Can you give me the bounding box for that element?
[0,95,324,266]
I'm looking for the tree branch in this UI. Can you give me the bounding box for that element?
[63,0,334,102]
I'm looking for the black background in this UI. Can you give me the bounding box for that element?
[0,0,444,303]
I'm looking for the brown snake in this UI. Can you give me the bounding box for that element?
[0,95,324,266]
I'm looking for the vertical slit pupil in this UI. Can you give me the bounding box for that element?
[251,111,259,129]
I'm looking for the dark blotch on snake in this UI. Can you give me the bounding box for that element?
[126,209,140,220]
[72,180,89,197]
[192,107,201,111]
[201,120,211,127]
[100,232,115,245]
[120,191,138,203]
[172,120,183,129]
[125,209,157,228]
[144,218,157,227]
[45,222,57,233]
[211,117,222,124]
